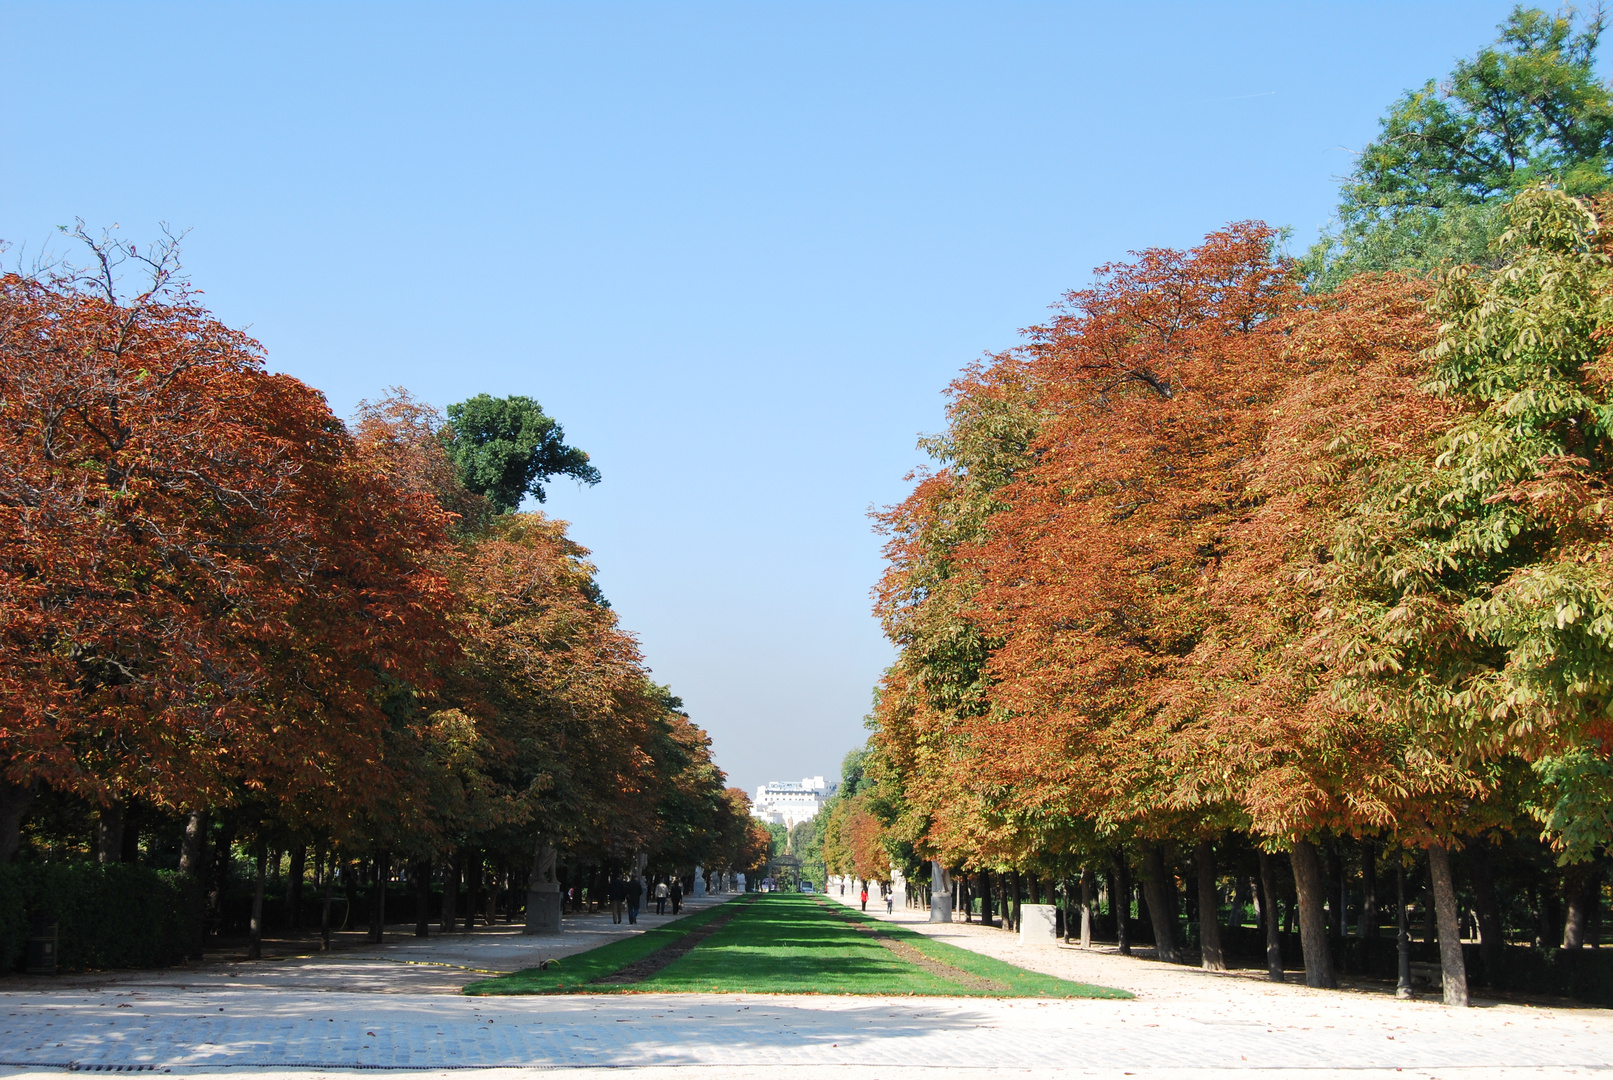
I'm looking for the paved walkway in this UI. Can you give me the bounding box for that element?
[0,889,1605,1077]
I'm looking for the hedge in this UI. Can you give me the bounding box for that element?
[0,862,201,971]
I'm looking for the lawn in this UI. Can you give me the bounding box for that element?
[469,892,1129,999]
[467,899,741,995]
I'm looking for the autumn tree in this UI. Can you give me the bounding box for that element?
[1169,271,1461,987]
[957,224,1297,956]
[868,354,1047,889]
[0,231,456,862]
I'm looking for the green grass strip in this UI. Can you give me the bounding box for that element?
[479,892,1127,998]
[629,892,967,997]
[814,895,1131,999]
[465,898,747,995]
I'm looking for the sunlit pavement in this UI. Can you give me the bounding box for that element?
[0,889,1605,1077]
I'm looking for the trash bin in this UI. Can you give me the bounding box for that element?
[26,917,58,975]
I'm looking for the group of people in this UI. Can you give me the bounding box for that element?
[605,875,685,924]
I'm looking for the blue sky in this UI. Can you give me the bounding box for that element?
[2,1,1533,796]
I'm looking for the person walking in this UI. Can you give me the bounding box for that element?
[885,890,893,915]
[609,876,625,924]
[860,885,868,912]
[670,878,683,914]
[656,878,669,915]
[626,875,643,924]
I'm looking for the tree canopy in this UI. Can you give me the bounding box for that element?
[0,232,761,946]
[1309,6,1613,288]
[443,393,601,512]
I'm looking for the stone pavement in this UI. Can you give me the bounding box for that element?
[0,888,1605,1077]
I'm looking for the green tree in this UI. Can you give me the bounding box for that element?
[1308,6,1613,289]
[444,394,600,512]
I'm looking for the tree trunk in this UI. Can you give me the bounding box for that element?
[120,803,141,863]
[1195,840,1225,971]
[1329,842,1346,942]
[209,820,235,929]
[1358,840,1379,939]
[1226,874,1250,933]
[1395,856,1412,998]
[1562,863,1597,949]
[1426,844,1469,1006]
[415,859,432,937]
[249,837,267,961]
[0,780,34,864]
[179,810,208,876]
[320,855,335,950]
[368,852,389,943]
[979,871,994,926]
[442,849,462,932]
[1291,840,1335,989]
[1466,840,1503,982]
[1257,848,1284,982]
[1140,847,1180,963]
[286,844,306,930]
[96,800,125,864]
[1079,868,1093,947]
[464,847,482,931]
[1113,853,1132,955]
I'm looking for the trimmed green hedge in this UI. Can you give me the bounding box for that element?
[0,863,201,971]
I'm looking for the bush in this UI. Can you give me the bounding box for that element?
[0,862,201,971]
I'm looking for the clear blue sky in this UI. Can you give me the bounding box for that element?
[2,2,1532,797]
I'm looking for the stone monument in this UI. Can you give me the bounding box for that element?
[1018,903,1059,945]
[929,860,953,923]
[523,842,562,935]
[692,866,706,897]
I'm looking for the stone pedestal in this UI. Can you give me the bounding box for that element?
[692,867,707,898]
[929,860,953,923]
[524,882,562,935]
[735,873,746,893]
[1018,903,1059,945]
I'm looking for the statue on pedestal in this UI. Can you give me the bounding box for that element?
[524,842,562,935]
[929,860,953,923]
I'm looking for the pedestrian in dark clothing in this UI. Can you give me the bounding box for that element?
[609,876,625,924]
[626,876,643,924]
[670,880,683,914]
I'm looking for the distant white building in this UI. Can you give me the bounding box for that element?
[751,776,837,828]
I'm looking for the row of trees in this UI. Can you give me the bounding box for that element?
[0,228,768,954]
[857,7,1613,1006]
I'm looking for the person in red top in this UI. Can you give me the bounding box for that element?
[860,886,868,912]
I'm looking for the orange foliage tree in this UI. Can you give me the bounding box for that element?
[0,236,753,956]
